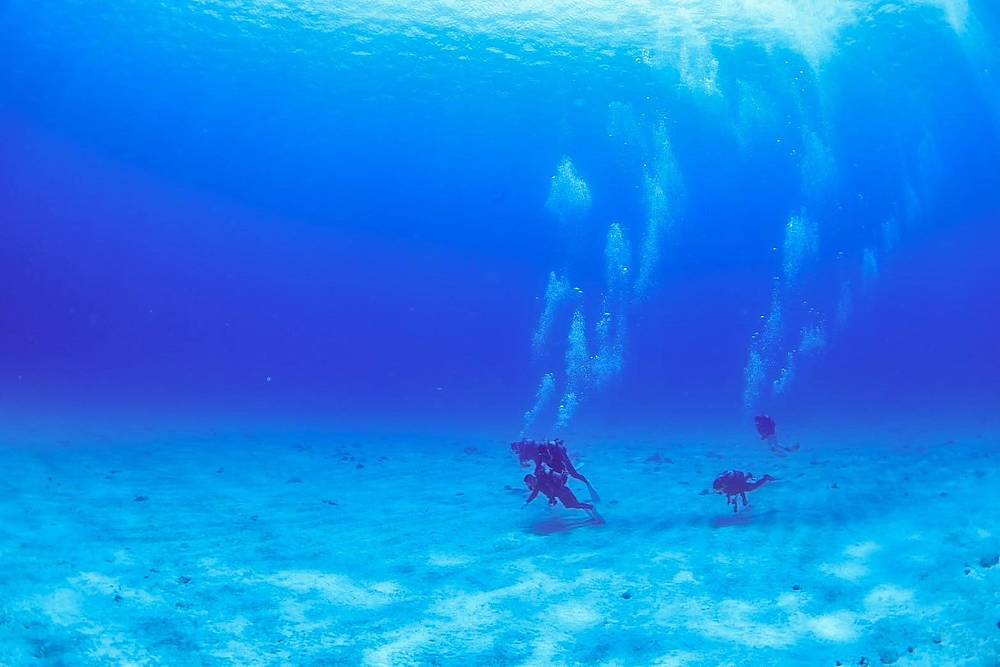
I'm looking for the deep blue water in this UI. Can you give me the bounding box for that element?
[4,4,1000,666]
[1,0,999,435]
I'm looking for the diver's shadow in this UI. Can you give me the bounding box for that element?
[527,516,604,535]
[710,508,780,528]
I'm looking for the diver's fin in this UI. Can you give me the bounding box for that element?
[586,483,601,503]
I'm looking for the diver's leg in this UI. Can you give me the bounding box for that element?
[567,470,600,503]
[557,487,590,510]
[740,492,749,508]
[559,488,604,522]
[558,488,604,521]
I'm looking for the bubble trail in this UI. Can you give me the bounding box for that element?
[772,351,796,395]
[592,223,632,386]
[555,391,579,431]
[521,372,556,438]
[592,311,623,388]
[782,210,819,288]
[565,307,590,392]
[545,157,591,225]
[531,272,572,356]
[798,323,827,356]
[604,222,631,301]
[742,281,783,411]
[800,129,836,199]
[743,349,766,411]
[636,123,682,296]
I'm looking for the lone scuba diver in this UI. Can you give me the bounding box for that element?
[712,469,775,513]
[754,415,799,457]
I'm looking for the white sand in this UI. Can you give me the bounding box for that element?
[0,429,997,665]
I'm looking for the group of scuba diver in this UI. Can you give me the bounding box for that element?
[511,414,799,522]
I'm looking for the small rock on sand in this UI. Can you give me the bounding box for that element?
[878,649,899,664]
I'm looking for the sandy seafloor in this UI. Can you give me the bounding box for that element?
[0,425,998,667]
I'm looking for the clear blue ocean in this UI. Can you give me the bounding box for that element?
[1,1,998,665]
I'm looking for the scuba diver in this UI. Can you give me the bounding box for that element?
[510,438,600,501]
[712,469,775,513]
[754,414,799,457]
[523,469,603,522]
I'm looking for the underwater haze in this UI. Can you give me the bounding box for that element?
[1,1,999,665]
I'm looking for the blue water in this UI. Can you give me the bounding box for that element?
[1,1,999,665]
